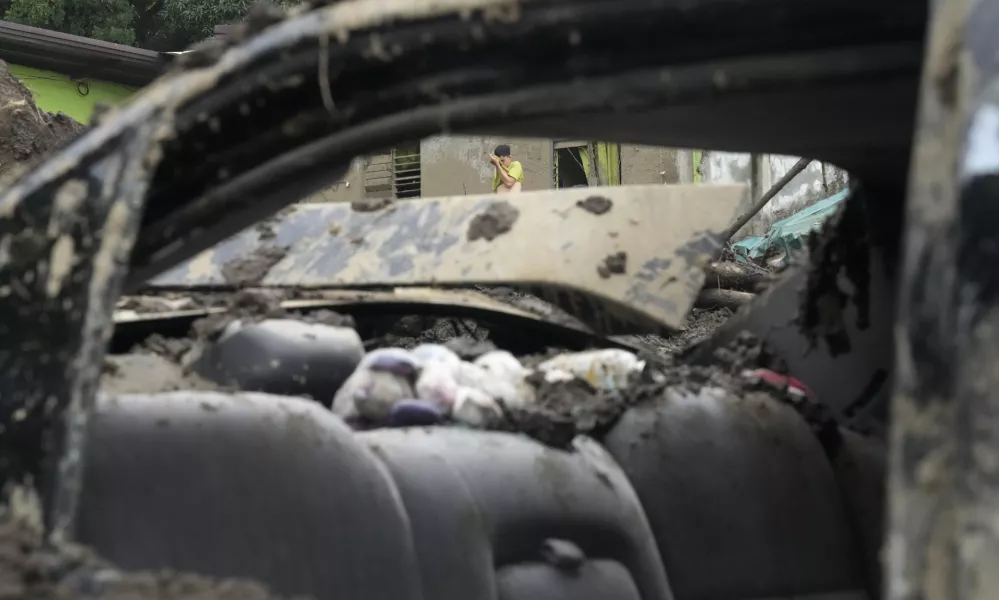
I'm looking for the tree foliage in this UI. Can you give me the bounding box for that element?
[1,0,294,51]
[5,0,137,45]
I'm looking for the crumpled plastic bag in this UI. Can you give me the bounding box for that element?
[537,349,645,391]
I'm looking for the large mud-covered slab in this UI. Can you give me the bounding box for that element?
[149,184,746,334]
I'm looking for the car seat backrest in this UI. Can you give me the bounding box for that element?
[75,392,424,600]
[603,388,869,600]
[830,429,886,599]
[359,428,675,600]
[193,319,364,406]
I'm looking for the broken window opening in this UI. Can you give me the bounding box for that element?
[553,140,621,187]
[393,145,422,199]
[555,147,590,188]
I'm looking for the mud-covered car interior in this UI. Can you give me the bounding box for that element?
[0,0,979,597]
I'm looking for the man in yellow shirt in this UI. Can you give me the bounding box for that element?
[490,144,524,193]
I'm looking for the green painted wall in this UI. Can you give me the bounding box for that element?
[6,64,136,123]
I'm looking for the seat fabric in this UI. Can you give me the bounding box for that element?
[603,388,870,600]
[76,391,423,600]
[360,428,675,600]
[830,429,886,599]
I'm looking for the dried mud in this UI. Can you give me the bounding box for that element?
[503,331,775,448]
[110,281,737,447]
[467,201,519,241]
[189,289,291,342]
[371,314,492,350]
[576,195,613,215]
[0,60,84,182]
[101,354,222,395]
[117,293,211,314]
[221,245,289,286]
[474,286,590,330]
[596,251,627,278]
[111,289,356,395]
[0,509,291,600]
[633,307,734,355]
[351,197,394,212]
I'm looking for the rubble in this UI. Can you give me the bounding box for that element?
[324,336,787,448]
[104,256,780,447]
[0,60,84,182]
[221,245,290,286]
[0,500,291,600]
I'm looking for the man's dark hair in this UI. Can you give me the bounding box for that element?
[494,144,511,157]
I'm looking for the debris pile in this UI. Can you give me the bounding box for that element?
[694,259,774,311]
[106,257,790,447]
[0,60,84,183]
[332,344,645,433]
[0,495,289,600]
[325,332,805,448]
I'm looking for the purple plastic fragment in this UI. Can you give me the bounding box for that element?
[388,400,445,427]
[365,349,421,378]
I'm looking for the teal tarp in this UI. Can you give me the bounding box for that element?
[733,189,849,260]
[732,236,765,259]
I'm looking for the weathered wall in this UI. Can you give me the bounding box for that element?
[301,159,364,203]
[303,139,708,203]
[700,151,849,238]
[620,144,683,185]
[420,136,551,196]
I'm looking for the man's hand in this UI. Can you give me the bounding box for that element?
[489,154,500,166]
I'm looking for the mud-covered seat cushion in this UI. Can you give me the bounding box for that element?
[360,428,675,600]
[75,392,423,600]
[830,429,886,599]
[603,388,870,600]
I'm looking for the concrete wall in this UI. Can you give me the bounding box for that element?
[302,138,744,206]
[620,144,681,185]
[301,158,364,203]
[418,138,688,194]
[420,136,551,196]
[301,137,555,203]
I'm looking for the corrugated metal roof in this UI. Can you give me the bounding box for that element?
[0,20,169,86]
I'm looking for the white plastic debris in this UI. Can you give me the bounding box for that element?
[334,344,540,427]
[411,343,462,367]
[451,387,504,428]
[537,349,645,391]
[332,348,420,421]
[454,360,535,410]
[415,359,461,413]
[474,350,530,381]
[539,368,575,384]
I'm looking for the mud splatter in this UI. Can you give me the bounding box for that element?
[377,315,490,349]
[221,245,289,286]
[800,191,870,355]
[0,507,291,600]
[256,220,277,240]
[112,289,358,396]
[117,294,200,314]
[135,333,196,363]
[474,285,589,330]
[576,196,613,215]
[597,252,627,278]
[467,202,519,241]
[504,333,774,448]
[351,197,394,212]
[628,307,734,355]
[101,354,222,394]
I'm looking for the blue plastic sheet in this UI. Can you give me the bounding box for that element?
[732,189,848,260]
